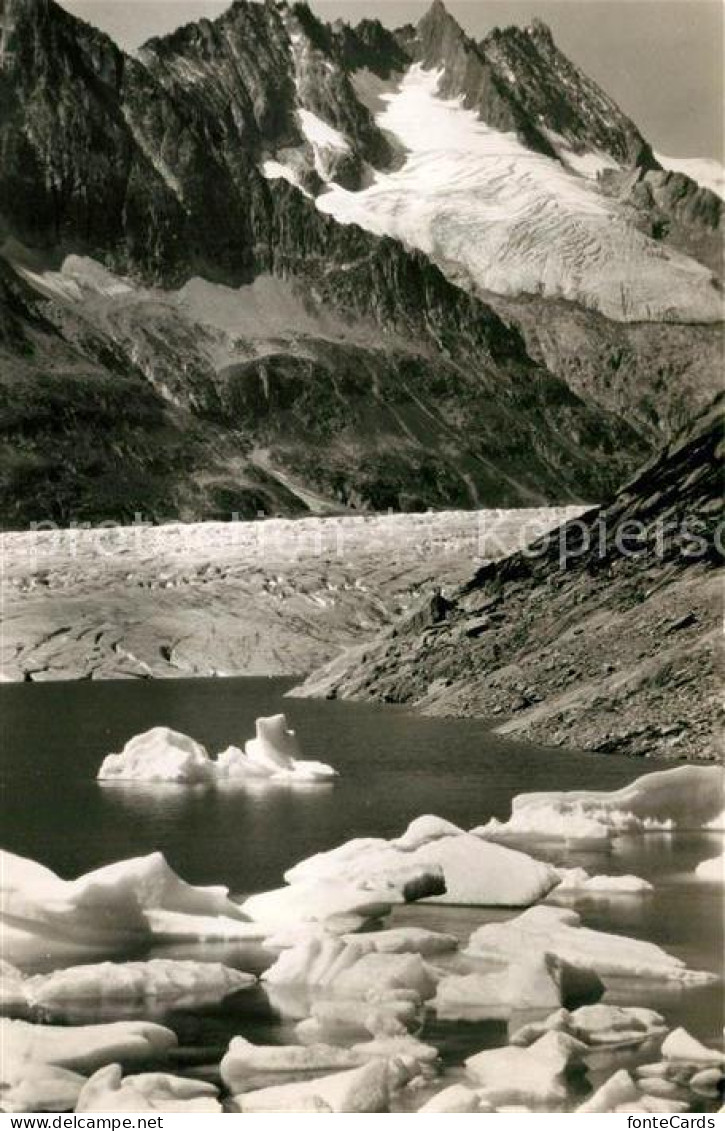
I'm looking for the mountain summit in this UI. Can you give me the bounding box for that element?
[0,0,720,526]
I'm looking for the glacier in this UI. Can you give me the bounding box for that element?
[315,65,721,323]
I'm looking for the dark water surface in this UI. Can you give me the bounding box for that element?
[0,675,696,888]
[1,676,723,1076]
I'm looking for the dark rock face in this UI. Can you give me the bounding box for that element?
[480,20,656,167]
[295,400,724,761]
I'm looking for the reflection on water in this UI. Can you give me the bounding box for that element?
[1,675,723,1091]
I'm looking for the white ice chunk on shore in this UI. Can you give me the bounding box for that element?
[98,715,337,784]
[1,1018,176,1073]
[234,1059,392,1112]
[97,728,215,783]
[23,959,254,1008]
[1,850,255,965]
[284,815,559,907]
[466,906,714,983]
[695,850,724,882]
[76,1065,221,1112]
[476,765,725,842]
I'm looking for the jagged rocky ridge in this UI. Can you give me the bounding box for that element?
[0,0,721,525]
[295,400,724,761]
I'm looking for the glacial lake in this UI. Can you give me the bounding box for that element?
[1,675,723,1083]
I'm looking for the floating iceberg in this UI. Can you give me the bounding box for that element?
[23,959,254,1009]
[434,953,603,1020]
[97,728,215,784]
[76,1065,221,1112]
[466,906,714,983]
[476,765,725,843]
[695,851,724,882]
[283,815,559,907]
[465,1031,586,1109]
[217,714,337,782]
[233,1059,394,1113]
[554,868,654,894]
[1,849,257,966]
[97,715,337,785]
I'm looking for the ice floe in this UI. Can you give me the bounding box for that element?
[695,851,724,882]
[340,926,458,956]
[221,1034,437,1094]
[466,906,714,982]
[476,765,725,843]
[511,1004,668,1053]
[554,868,654,894]
[262,935,438,1002]
[661,1028,725,1065]
[233,1059,394,1112]
[245,877,434,932]
[418,1084,494,1112]
[295,994,422,1043]
[1,1018,176,1073]
[0,961,28,1013]
[98,715,338,785]
[283,815,560,907]
[75,1065,221,1112]
[21,959,254,1009]
[97,727,215,784]
[465,1030,586,1109]
[1,850,258,965]
[1,1060,86,1114]
[435,953,603,1020]
[578,1068,640,1112]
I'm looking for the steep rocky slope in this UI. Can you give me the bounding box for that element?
[0,0,721,527]
[295,402,724,762]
